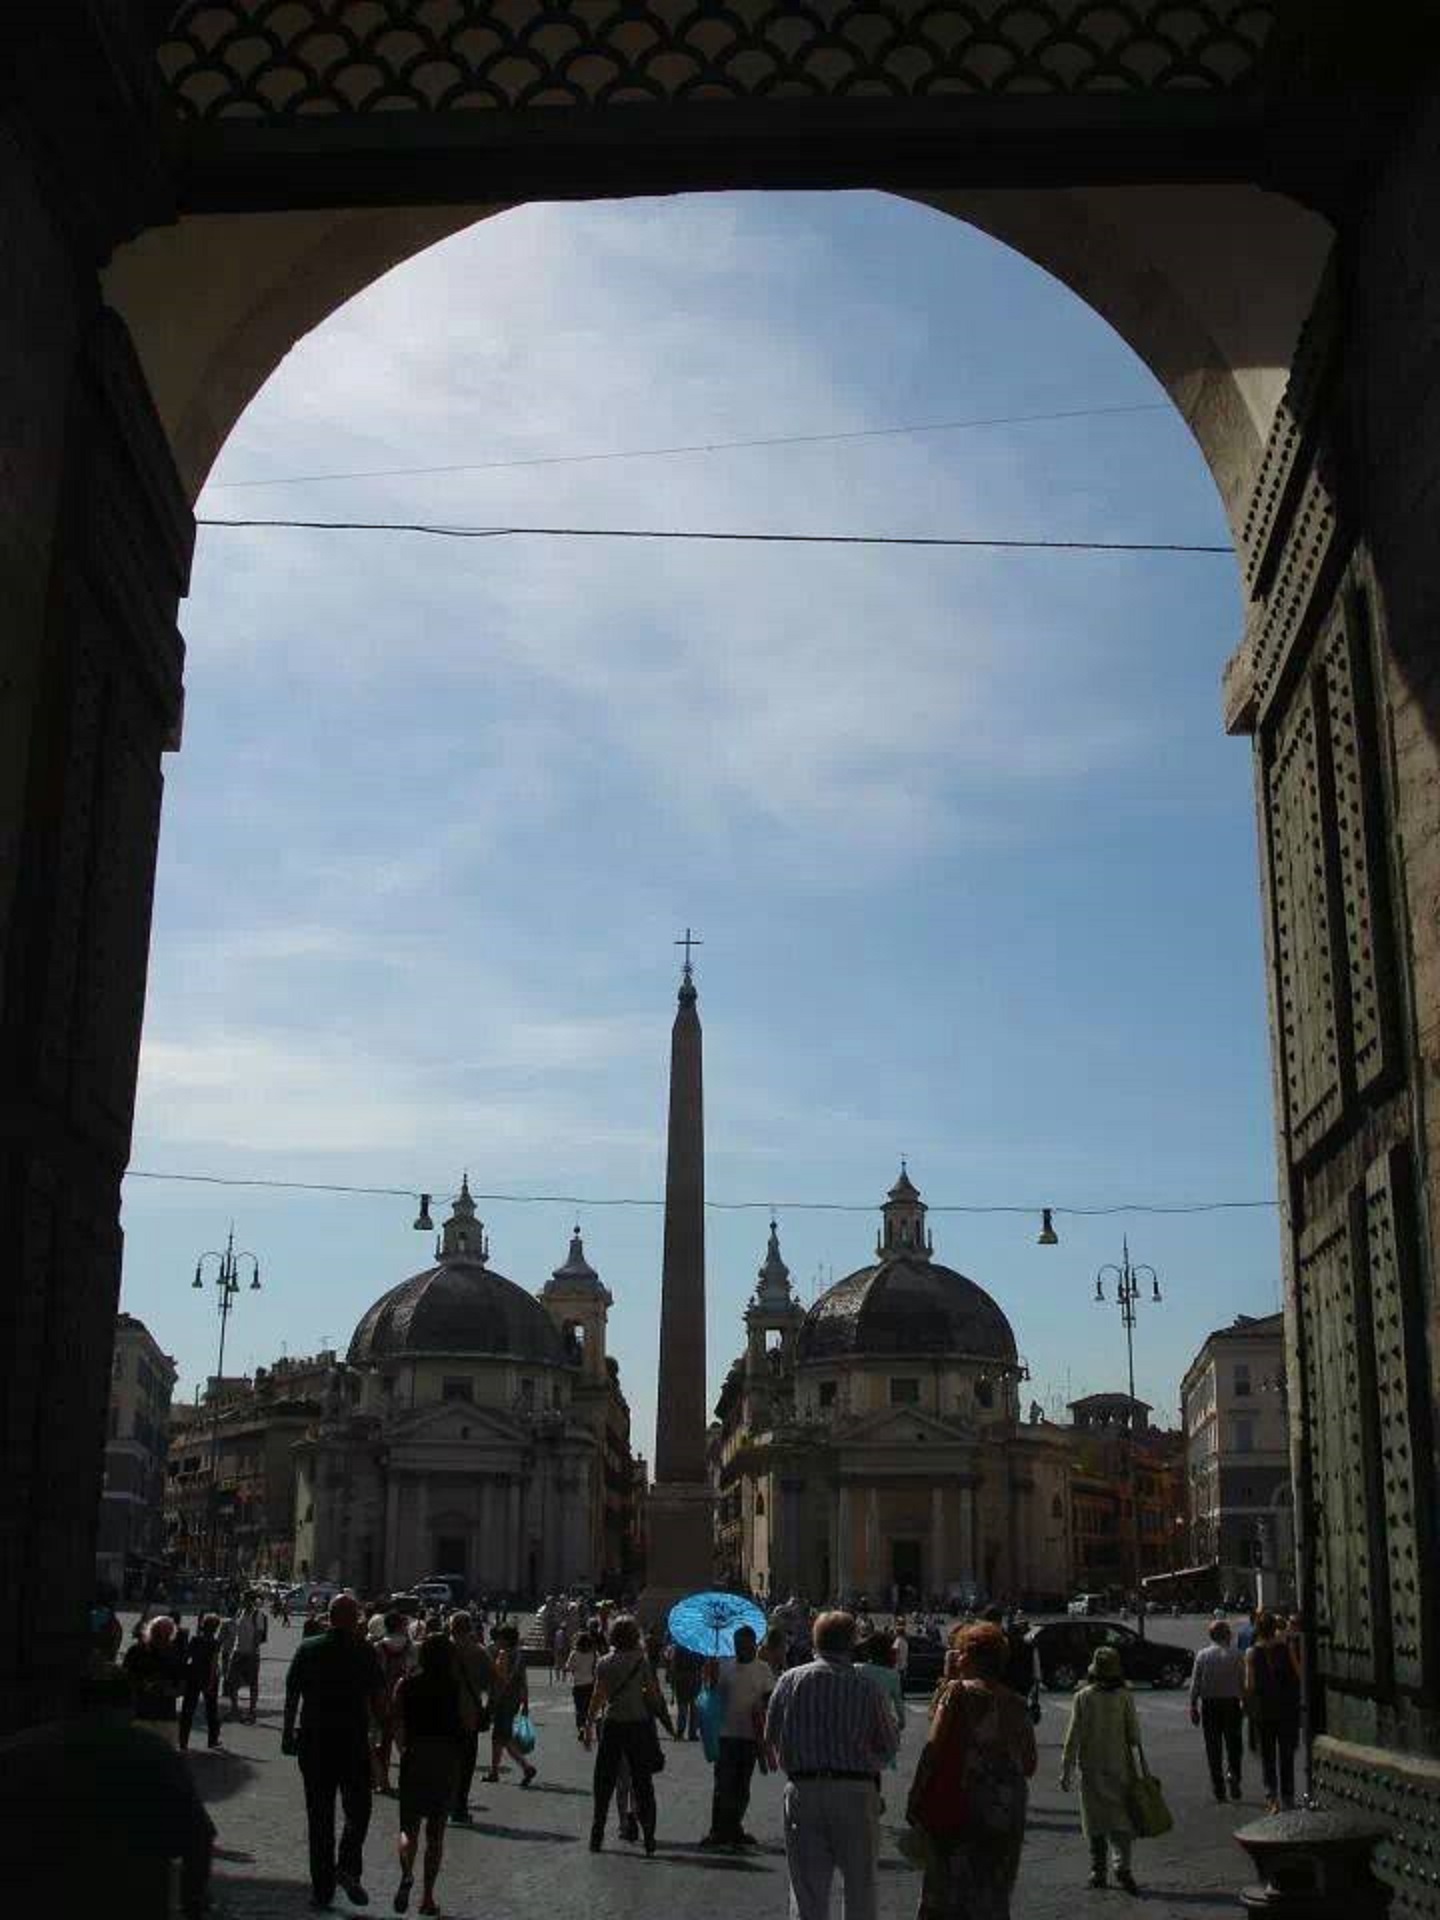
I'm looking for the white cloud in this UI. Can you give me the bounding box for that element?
[190,195,1148,871]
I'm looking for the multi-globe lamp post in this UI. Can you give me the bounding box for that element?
[192,1226,261,1587]
[1093,1238,1163,1639]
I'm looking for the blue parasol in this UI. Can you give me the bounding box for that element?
[667,1590,768,1658]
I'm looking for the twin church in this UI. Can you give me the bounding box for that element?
[296,961,1070,1607]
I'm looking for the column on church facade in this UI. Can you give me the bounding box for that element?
[565,1461,588,1590]
[1010,1484,1030,1598]
[475,1478,491,1590]
[412,1478,430,1585]
[960,1483,978,1590]
[864,1486,880,1588]
[929,1485,946,1598]
[383,1473,401,1589]
[506,1477,522,1593]
[836,1482,853,1597]
[780,1478,803,1599]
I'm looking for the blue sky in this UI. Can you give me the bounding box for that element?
[119,189,1282,1452]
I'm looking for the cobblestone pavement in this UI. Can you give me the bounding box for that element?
[170,1619,1266,1920]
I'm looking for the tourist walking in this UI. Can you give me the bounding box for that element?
[700,1623,774,1848]
[446,1612,492,1823]
[669,1641,703,1740]
[763,1609,899,1920]
[566,1629,599,1734]
[906,1623,1037,1920]
[583,1614,675,1854]
[282,1592,386,1912]
[373,1613,417,1796]
[1059,1645,1146,1894]
[1245,1610,1301,1812]
[1190,1618,1245,1802]
[761,1624,790,1681]
[178,1612,224,1751]
[393,1635,463,1916]
[484,1623,536,1787]
[225,1593,268,1725]
[123,1613,184,1741]
[857,1630,906,1771]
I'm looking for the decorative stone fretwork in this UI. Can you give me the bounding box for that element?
[1237,257,1337,600]
[1313,1737,1440,1920]
[1323,600,1395,1102]
[158,1,1277,119]
[1249,461,1340,724]
[1268,678,1343,1162]
[1296,1200,1376,1688]
[1362,1148,1432,1696]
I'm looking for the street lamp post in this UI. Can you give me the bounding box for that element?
[192,1226,260,1589]
[1094,1238,1162,1640]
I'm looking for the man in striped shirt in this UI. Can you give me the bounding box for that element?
[764,1610,899,1920]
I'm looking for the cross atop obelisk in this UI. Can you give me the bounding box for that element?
[675,926,703,977]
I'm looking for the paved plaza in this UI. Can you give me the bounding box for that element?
[163,1618,1266,1920]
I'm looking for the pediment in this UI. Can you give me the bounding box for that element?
[838,1407,977,1450]
[388,1400,524,1446]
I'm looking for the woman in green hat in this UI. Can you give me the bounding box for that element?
[1059,1644,1145,1893]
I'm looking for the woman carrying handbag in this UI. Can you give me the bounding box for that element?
[583,1615,675,1855]
[905,1623,1037,1920]
[1059,1644,1166,1895]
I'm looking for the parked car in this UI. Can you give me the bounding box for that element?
[1029,1619,1193,1692]
[1067,1593,1107,1616]
[284,1581,341,1612]
[413,1577,459,1608]
[901,1630,947,1695]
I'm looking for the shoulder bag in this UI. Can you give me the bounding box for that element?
[1126,1754,1174,1838]
[908,1682,973,1841]
[613,1656,666,1774]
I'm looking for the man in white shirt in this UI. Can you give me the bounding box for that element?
[700,1626,774,1849]
[225,1595,269,1726]
[891,1619,910,1681]
[1189,1618,1246,1801]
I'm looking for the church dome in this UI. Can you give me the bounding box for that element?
[795,1166,1016,1365]
[347,1179,565,1367]
[797,1255,1017,1364]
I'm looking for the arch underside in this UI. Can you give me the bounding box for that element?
[110,3,1332,540]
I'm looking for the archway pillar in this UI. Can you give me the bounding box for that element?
[1225,96,1440,1882]
[0,26,188,1727]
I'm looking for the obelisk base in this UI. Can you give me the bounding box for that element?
[638,1482,715,1625]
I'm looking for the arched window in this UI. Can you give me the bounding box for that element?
[755,1492,766,1517]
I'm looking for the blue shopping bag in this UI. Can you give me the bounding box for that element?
[694,1686,723,1763]
[512,1710,537,1756]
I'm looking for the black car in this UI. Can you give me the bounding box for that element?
[1028,1619,1193,1692]
[900,1632,947,1695]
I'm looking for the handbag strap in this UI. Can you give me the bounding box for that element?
[612,1655,648,1707]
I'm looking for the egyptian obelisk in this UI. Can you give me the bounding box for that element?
[640,931,715,1613]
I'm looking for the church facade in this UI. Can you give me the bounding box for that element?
[713,1170,1073,1608]
[293,1182,638,1598]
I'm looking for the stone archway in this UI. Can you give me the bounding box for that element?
[4,12,1440,1889]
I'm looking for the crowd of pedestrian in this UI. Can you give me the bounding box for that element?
[51,1582,1310,1920]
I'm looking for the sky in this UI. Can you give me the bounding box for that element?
[118,189,1284,1454]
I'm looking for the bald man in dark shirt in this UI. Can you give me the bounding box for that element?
[283,1592,386,1911]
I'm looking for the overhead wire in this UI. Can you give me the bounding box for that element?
[123,1166,1275,1216]
[197,517,1231,554]
[202,400,1173,490]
